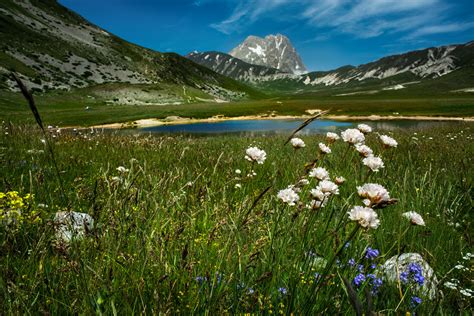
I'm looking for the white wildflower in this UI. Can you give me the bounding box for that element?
[318,143,331,154]
[357,124,372,134]
[348,206,380,229]
[460,289,473,297]
[335,176,346,185]
[362,156,385,172]
[357,183,390,206]
[235,183,242,189]
[443,281,458,290]
[307,199,325,209]
[116,166,129,173]
[463,253,474,260]
[277,188,300,206]
[310,188,326,200]
[111,176,122,183]
[309,167,329,181]
[380,135,398,148]
[454,264,467,271]
[290,137,306,149]
[402,211,426,226]
[247,171,257,178]
[326,132,340,143]
[341,128,365,145]
[245,146,267,164]
[355,144,373,157]
[317,180,339,195]
[235,169,242,175]
[298,178,310,186]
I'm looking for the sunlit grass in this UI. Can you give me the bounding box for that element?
[0,122,472,314]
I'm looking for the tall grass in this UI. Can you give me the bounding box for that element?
[0,122,472,314]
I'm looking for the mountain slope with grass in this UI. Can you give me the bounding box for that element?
[254,41,474,96]
[0,0,263,103]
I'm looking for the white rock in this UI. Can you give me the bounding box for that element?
[54,211,94,242]
[380,253,438,299]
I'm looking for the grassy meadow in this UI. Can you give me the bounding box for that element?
[1,87,474,127]
[0,119,473,314]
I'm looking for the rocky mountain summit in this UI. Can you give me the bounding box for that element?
[229,34,307,75]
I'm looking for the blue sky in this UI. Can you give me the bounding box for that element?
[59,0,474,71]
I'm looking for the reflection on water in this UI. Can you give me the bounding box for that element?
[138,119,464,135]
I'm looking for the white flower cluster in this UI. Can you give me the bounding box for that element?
[326,132,340,143]
[277,187,300,206]
[357,183,390,206]
[290,138,306,149]
[357,124,372,134]
[362,155,385,172]
[318,143,331,154]
[380,135,398,148]
[402,211,425,226]
[348,206,380,229]
[341,128,365,145]
[245,146,267,164]
[355,144,373,157]
[309,167,329,180]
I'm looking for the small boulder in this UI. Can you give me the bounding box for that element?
[54,211,94,242]
[380,253,438,299]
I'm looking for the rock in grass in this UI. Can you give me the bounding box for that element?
[54,211,94,242]
[380,253,438,299]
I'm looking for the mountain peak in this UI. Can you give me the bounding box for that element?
[229,34,307,74]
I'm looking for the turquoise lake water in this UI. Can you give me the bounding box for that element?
[138,119,459,135]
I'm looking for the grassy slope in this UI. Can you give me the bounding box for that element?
[0,122,472,313]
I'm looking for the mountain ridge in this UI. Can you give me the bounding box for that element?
[229,34,307,75]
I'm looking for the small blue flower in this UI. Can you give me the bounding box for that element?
[365,247,380,260]
[195,276,206,284]
[413,273,424,286]
[353,273,366,287]
[400,271,409,284]
[344,242,351,249]
[370,263,377,270]
[408,263,423,275]
[357,264,364,272]
[278,287,288,295]
[248,288,255,295]
[348,258,356,266]
[411,296,422,307]
[371,277,383,294]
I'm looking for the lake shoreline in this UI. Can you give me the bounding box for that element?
[87,114,474,129]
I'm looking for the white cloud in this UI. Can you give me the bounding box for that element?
[210,0,468,41]
[407,21,474,38]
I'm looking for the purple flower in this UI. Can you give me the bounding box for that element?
[370,263,377,270]
[348,258,356,266]
[344,242,351,249]
[413,273,424,286]
[278,287,287,295]
[248,288,255,295]
[371,277,383,294]
[353,273,366,287]
[411,296,422,307]
[195,276,206,284]
[365,247,380,260]
[357,264,364,272]
[408,263,422,275]
[400,271,409,284]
